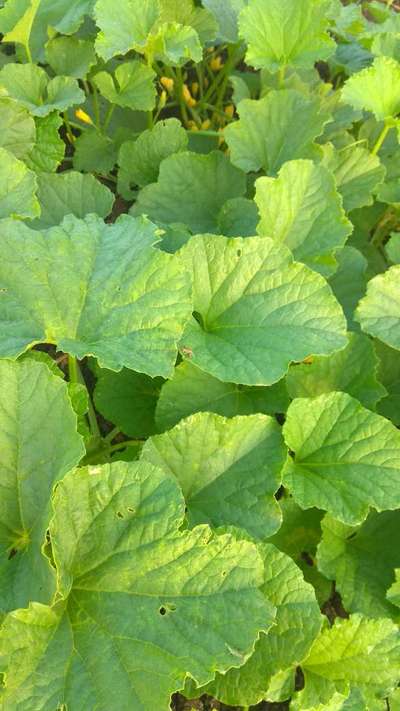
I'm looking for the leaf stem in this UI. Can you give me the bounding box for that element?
[69,356,101,440]
[103,104,115,132]
[372,121,391,155]
[68,355,79,384]
[278,64,286,88]
[175,66,189,126]
[108,439,143,453]
[104,426,121,444]
[62,112,75,144]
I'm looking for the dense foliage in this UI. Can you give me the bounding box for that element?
[0,0,400,709]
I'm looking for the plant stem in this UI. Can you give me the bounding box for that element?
[278,64,286,87]
[372,121,390,155]
[103,104,115,132]
[186,129,221,137]
[104,426,121,444]
[63,112,75,144]
[69,356,101,440]
[175,66,189,125]
[91,84,101,129]
[108,439,143,454]
[68,355,79,383]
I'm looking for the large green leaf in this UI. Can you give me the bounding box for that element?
[356,265,400,350]
[193,543,322,707]
[285,332,386,410]
[94,0,160,60]
[0,63,85,117]
[158,0,217,45]
[267,497,332,606]
[0,461,274,710]
[0,214,192,377]
[321,143,386,212]
[145,21,202,66]
[178,234,347,386]
[0,146,39,219]
[202,0,247,42]
[329,246,368,331]
[94,368,164,438]
[283,391,400,525]
[25,112,64,173]
[375,340,400,426]
[73,130,117,174]
[387,570,400,609]
[93,61,156,112]
[293,615,400,708]
[317,511,400,620]
[155,361,289,431]
[342,56,400,121]
[0,97,36,159]
[32,172,114,229]
[238,0,335,72]
[45,36,96,79]
[255,159,352,276]
[141,412,286,539]
[0,359,84,616]
[224,90,331,175]
[117,118,188,198]
[132,151,246,233]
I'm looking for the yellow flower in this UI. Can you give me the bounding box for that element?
[158,90,167,109]
[182,84,197,108]
[224,104,235,119]
[210,56,223,72]
[201,118,211,130]
[186,120,198,131]
[75,108,94,125]
[191,81,199,97]
[160,76,174,93]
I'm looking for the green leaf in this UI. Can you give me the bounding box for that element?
[285,332,386,410]
[94,0,160,60]
[342,56,400,121]
[0,97,36,159]
[45,36,96,79]
[31,171,114,229]
[0,214,192,377]
[178,234,347,386]
[217,197,259,238]
[321,143,386,212]
[146,21,202,66]
[372,32,400,63]
[0,63,85,117]
[73,130,117,173]
[224,90,331,175]
[356,265,400,350]
[155,361,289,432]
[0,461,274,710]
[239,0,335,72]
[203,0,247,43]
[117,118,188,198]
[0,146,39,219]
[158,0,217,45]
[141,412,286,539]
[132,151,246,233]
[255,159,352,276]
[93,61,156,112]
[94,369,164,438]
[267,497,332,606]
[329,246,368,332]
[387,570,400,609]
[0,0,40,61]
[0,358,84,616]
[386,232,400,263]
[317,511,400,620]
[283,391,400,525]
[195,543,322,707]
[294,615,400,707]
[375,340,400,426]
[25,112,64,173]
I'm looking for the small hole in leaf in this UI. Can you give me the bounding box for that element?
[222,571,226,577]
[116,511,124,519]
[8,548,17,560]
[347,532,357,540]
[159,606,166,616]
[127,507,135,513]
[237,249,242,257]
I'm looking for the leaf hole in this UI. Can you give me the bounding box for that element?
[159,603,176,616]
[8,548,17,560]
[116,511,124,519]
[236,249,242,257]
